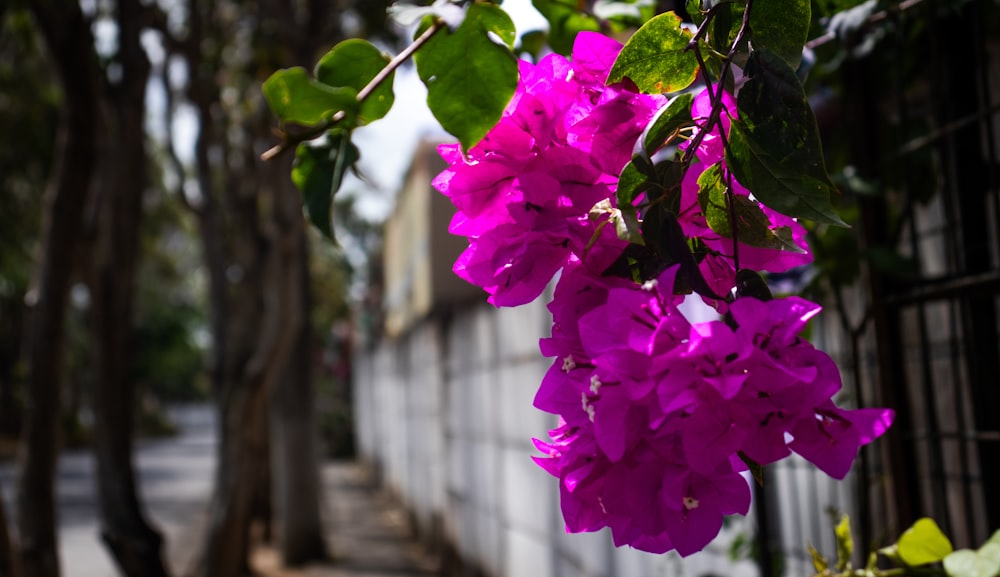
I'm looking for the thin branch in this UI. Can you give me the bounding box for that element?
[805,0,927,50]
[260,18,446,162]
[680,0,755,280]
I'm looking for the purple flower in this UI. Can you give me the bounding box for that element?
[434,32,664,306]
[533,288,894,554]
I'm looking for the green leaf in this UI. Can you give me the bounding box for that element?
[263,67,358,127]
[415,3,518,151]
[643,92,693,154]
[944,549,1000,577]
[710,1,742,56]
[532,0,600,55]
[607,11,699,94]
[749,0,810,69]
[987,530,1000,548]
[685,0,706,25]
[897,518,954,566]
[617,160,648,207]
[595,0,656,30]
[735,269,773,301]
[727,50,846,226]
[315,39,394,125]
[291,131,360,239]
[696,163,806,252]
[808,544,830,574]
[835,515,854,571]
[519,30,547,60]
[978,544,1000,570]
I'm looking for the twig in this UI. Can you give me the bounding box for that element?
[805,0,927,50]
[260,18,446,161]
[681,0,755,276]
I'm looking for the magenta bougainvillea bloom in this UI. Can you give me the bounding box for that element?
[432,31,894,558]
[433,32,662,306]
[533,265,894,555]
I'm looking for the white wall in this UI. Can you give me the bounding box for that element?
[353,293,774,577]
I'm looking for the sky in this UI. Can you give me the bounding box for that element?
[342,0,548,221]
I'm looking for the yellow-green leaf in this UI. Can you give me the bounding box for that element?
[607,11,698,94]
[897,518,954,566]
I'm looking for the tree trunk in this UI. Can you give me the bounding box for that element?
[270,238,328,565]
[17,4,100,576]
[87,1,171,575]
[0,492,18,577]
[194,145,306,576]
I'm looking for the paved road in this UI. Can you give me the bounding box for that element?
[0,404,216,577]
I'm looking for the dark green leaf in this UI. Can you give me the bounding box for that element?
[710,1,742,56]
[643,92,693,154]
[415,3,518,151]
[735,269,773,301]
[617,160,648,207]
[519,30,547,60]
[697,163,805,251]
[660,211,722,299]
[650,158,686,207]
[315,39,394,125]
[727,50,846,226]
[607,11,699,94]
[749,0,810,69]
[292,131,360,239]
[835,515,854,571]
[263,67,358,126]
[686,0,706,25]
[532,0,600,55]
[896,518,954,567]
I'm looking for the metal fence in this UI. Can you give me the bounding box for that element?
[764,2,1000,574]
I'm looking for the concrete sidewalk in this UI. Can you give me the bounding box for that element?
[252,461,441,577]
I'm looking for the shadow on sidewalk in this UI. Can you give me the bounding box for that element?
[251,461,441,577]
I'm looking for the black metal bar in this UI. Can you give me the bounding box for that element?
[884,271,1000,306]
[940,1,1000,542]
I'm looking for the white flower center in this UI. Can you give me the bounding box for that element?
[589,374,603,394]
[580,392,595,422]
[562,355,577,372]
[683,496,700,511]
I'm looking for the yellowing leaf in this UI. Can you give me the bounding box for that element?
[897,518,954,566]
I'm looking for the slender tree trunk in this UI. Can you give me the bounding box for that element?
[18,4,100,576]
[87,1,171,575]
[0,492,17,577]
[195,145,306,576]
[271,237,327,565]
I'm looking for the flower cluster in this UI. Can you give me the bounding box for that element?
[432,32,662,306]
[433,32,894,557]
[533,263,893,554]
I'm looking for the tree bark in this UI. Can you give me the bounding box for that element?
[199,154,307,576]
[270,234,328,566]
[17,4,100,576]
[86,0,171,575]
[0,492,18,577]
